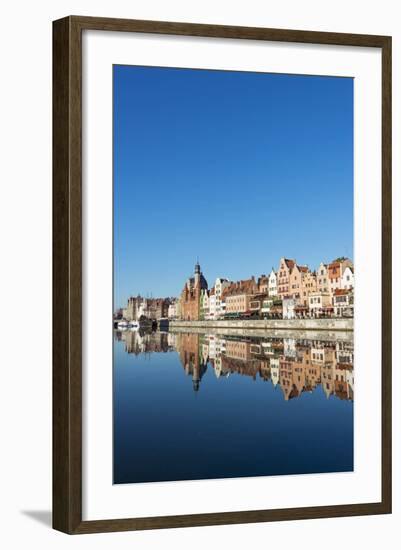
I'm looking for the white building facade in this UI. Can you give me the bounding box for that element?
[341,266,354,290]
[268,269,277,296]
[168,301,177,319]
[208,292,217,320]
[282,297,296,319]
[316,262,329,294]
[270,357,280,387]
[214,278,230,319]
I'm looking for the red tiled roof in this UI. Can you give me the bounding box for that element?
[328,261,341,269]
[284,258,295,269]
[222,279,258,297]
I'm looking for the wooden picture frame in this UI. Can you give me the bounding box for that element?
[53,15,392,534]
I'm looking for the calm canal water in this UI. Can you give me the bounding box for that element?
[113,329,354,484]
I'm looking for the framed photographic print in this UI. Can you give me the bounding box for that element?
[53,16,392,534]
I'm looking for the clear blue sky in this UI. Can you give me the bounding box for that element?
[114,65,353,308]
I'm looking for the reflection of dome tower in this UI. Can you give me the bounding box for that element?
[192,376,200,392]
[192,356,208,392]
[192,361,201,392]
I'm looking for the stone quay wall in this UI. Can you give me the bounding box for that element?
[170,318,353,331]
[168,319,353,343]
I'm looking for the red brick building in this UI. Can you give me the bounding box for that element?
[180,262,208,320]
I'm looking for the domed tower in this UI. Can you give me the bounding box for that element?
[180,261,208,321]
[194,261,208,290]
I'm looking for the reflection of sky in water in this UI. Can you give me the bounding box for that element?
[114,330,354,484]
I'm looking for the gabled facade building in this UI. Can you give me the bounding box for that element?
[268,268,277,296]
[327,258,353,294]
[257,274,269,294]
[208,288,216,320]
[303,270,317,300]
[199,289,210,320]
[341,266,354,290]
[214,277,230,319]
[277,258,295,299]
[316,263,329,294]
[289,263,309,305]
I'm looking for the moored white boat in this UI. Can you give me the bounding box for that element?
[117,320,129,329]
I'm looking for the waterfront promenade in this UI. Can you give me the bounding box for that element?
[169,318,353,343]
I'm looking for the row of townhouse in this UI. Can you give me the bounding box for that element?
[116,257,354,322]
[228,257,355,319]
[277,257,354,305]
[120,258,354,321]
[169,257,354,321]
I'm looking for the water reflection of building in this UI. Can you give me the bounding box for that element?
[270,357,280,387]
[335,341,354,366]
[118,329,171,355]
[220,335,351,401]
[221,354,260,380]
[283,338,297,359]
[225,339,253,361]
[167,332,178,348]
[175,333,208,391]
[279,356,298,400]
[259,360,271,381]
[116,328,354,402]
